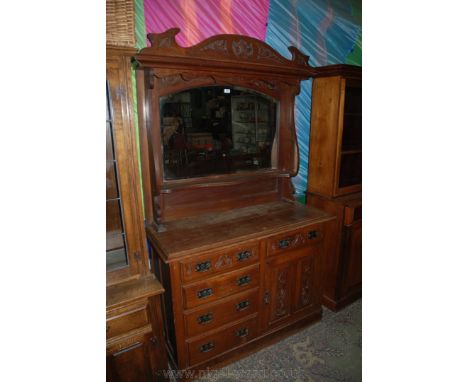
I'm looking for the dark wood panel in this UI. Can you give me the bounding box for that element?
[162,177,280,222]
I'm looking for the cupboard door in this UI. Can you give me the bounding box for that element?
[264,258,296,329]
[107,333,160,382]
[263,245,322,331]
[293,254,321,313]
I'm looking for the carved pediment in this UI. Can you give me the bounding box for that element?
[135,28,314,76]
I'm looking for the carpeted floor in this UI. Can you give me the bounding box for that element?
[198,299,362,382]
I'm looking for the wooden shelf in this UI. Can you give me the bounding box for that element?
[341,149,362,155]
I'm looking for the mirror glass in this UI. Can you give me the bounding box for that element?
[160,86,277,180]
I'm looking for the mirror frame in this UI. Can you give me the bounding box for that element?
[134,28,315,224]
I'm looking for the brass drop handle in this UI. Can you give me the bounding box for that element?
[236,327,249,337]
[237,275,251,286]
[308,230,318,239]
[264,291,270,304]
[199,342,214,353]
[197,312,213,324]
[236,300,250,311]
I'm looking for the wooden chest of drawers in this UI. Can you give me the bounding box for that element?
[146,201,334,374]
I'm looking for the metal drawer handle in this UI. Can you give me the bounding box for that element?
[236,328,249,338]
[197,312,213,325]
[264,291,270,304]
[236,250,251,262]
[197,288,213,299]
[199,342,214,353]
[308,230,318,239]
[237,275,251,286]
[278,239,291,249]
[195,261,211,272]
[235,300,250,311]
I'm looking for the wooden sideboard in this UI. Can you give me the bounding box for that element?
[146,201,334,375]
[133,29,335,377]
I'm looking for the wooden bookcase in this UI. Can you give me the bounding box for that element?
[307,65,362,311]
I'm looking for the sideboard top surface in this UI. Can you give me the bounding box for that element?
[147,200,335,262]
[106,275,164,310]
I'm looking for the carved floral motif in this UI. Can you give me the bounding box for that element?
[232,40,253,58]
[215,254,232,269]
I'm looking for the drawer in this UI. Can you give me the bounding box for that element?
[184,288,259,338]
[106,307,149,339]
[187,316,257,366]
[180,243,259,283]
[183,264,259,309]
[267,224,323,256]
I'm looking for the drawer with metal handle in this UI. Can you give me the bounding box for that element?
[187,316,258,366]
[184,288,259,337]
[180,243,259,283]
[267,224,323,256]
[182,264,259,309]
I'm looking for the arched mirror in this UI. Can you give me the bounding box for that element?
[160,86,278,180]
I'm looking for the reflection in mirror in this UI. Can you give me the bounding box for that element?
[160,86,277,180]
[106,81,128,271]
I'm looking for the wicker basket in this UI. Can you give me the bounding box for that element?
[106,0,136,47]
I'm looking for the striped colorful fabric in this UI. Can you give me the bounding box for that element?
[143,0,270,46]
[135,0,361,201]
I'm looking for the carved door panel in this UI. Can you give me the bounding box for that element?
[263,258,296,330]
[293,254,321,313]
[107,332,161,382]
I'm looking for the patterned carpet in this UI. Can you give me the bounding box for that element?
[198,299,362,382]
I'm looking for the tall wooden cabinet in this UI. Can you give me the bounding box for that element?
[307,65,362,311]
[134,29,334,378]
[106,46,169,381]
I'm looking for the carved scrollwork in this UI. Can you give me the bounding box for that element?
[275,269,288,317]
[232,39,253,58]
[257,46,284,63]
[249,79,277,90]
[300,263,312,306]
[161,74,183,86]
[200,40,228,53]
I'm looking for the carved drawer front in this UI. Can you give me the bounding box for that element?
[183,264,259,309]
[267,224,323,256]
[184,288,259,338]
[187,316,258,366]
[180,243,259,283]
[106,307,149,339]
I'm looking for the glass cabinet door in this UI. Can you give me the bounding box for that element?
[338,82,362,190]
[106,81,128,272]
